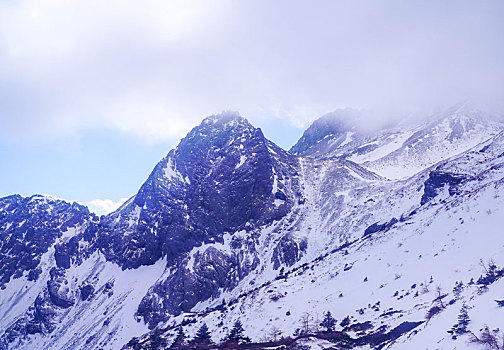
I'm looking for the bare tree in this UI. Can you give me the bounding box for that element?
[269,326,282,342]
[313,312,320,333]
[300,312,312,335]
[469,326,504,349]
[421,281,430,294]
[480,258,489,274]
[426,286,448,322]
[434,286,447,308]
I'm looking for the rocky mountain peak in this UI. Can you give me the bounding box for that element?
[290,106,503,179]
[134,111,269,204]
[183,111,256,146]
[290,109,360,156]
[91,113,302,323]
[201,110,251,128]
[97,111,299,273]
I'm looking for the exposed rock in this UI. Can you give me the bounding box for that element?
[272,234,307,270]
[0,195,93,289]
[421,171,465,205]
[363,218,398,237]
[80,284,95,301]
[47,268,74,308]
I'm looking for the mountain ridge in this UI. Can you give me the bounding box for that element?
[1,108,503,349]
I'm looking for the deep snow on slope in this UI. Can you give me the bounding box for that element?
[5,252,167,350]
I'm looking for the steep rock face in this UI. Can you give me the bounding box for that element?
[420,171,465,205]
[271,234,307,269]
[98,112,299,270]
[0,195,94,289]
[46,267,75,308]
[92,112,303,324]
[0,249,168,350]
[0,112,306,349]
[0,196,98,349]
[3,289,59,343]
[137,246,241,327]
[2,266,75,346]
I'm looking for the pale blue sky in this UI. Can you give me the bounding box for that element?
[1,0,503,213]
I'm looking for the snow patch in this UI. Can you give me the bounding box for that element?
[235,155,247,169]
[163,158,186,183]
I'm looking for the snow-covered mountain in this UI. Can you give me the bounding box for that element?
[1,108,504,350]
[291,106,502,180]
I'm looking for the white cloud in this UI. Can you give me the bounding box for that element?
[0,0,503,144]
[0,0,232,142]
[86,198,128,216]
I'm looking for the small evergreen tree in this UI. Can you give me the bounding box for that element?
[226,320,250,343]
[194,323,212,343]
[448,304,470,338]
[456,304,470,333]
[150,327,167,349]
[126,337,141,350]
[453,281,464,298]
[340,316,351,328]
[320,311,336,333]
[170,327,186,349]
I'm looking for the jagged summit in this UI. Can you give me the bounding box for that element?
[191,111,257,143]
[201,110,250,127]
